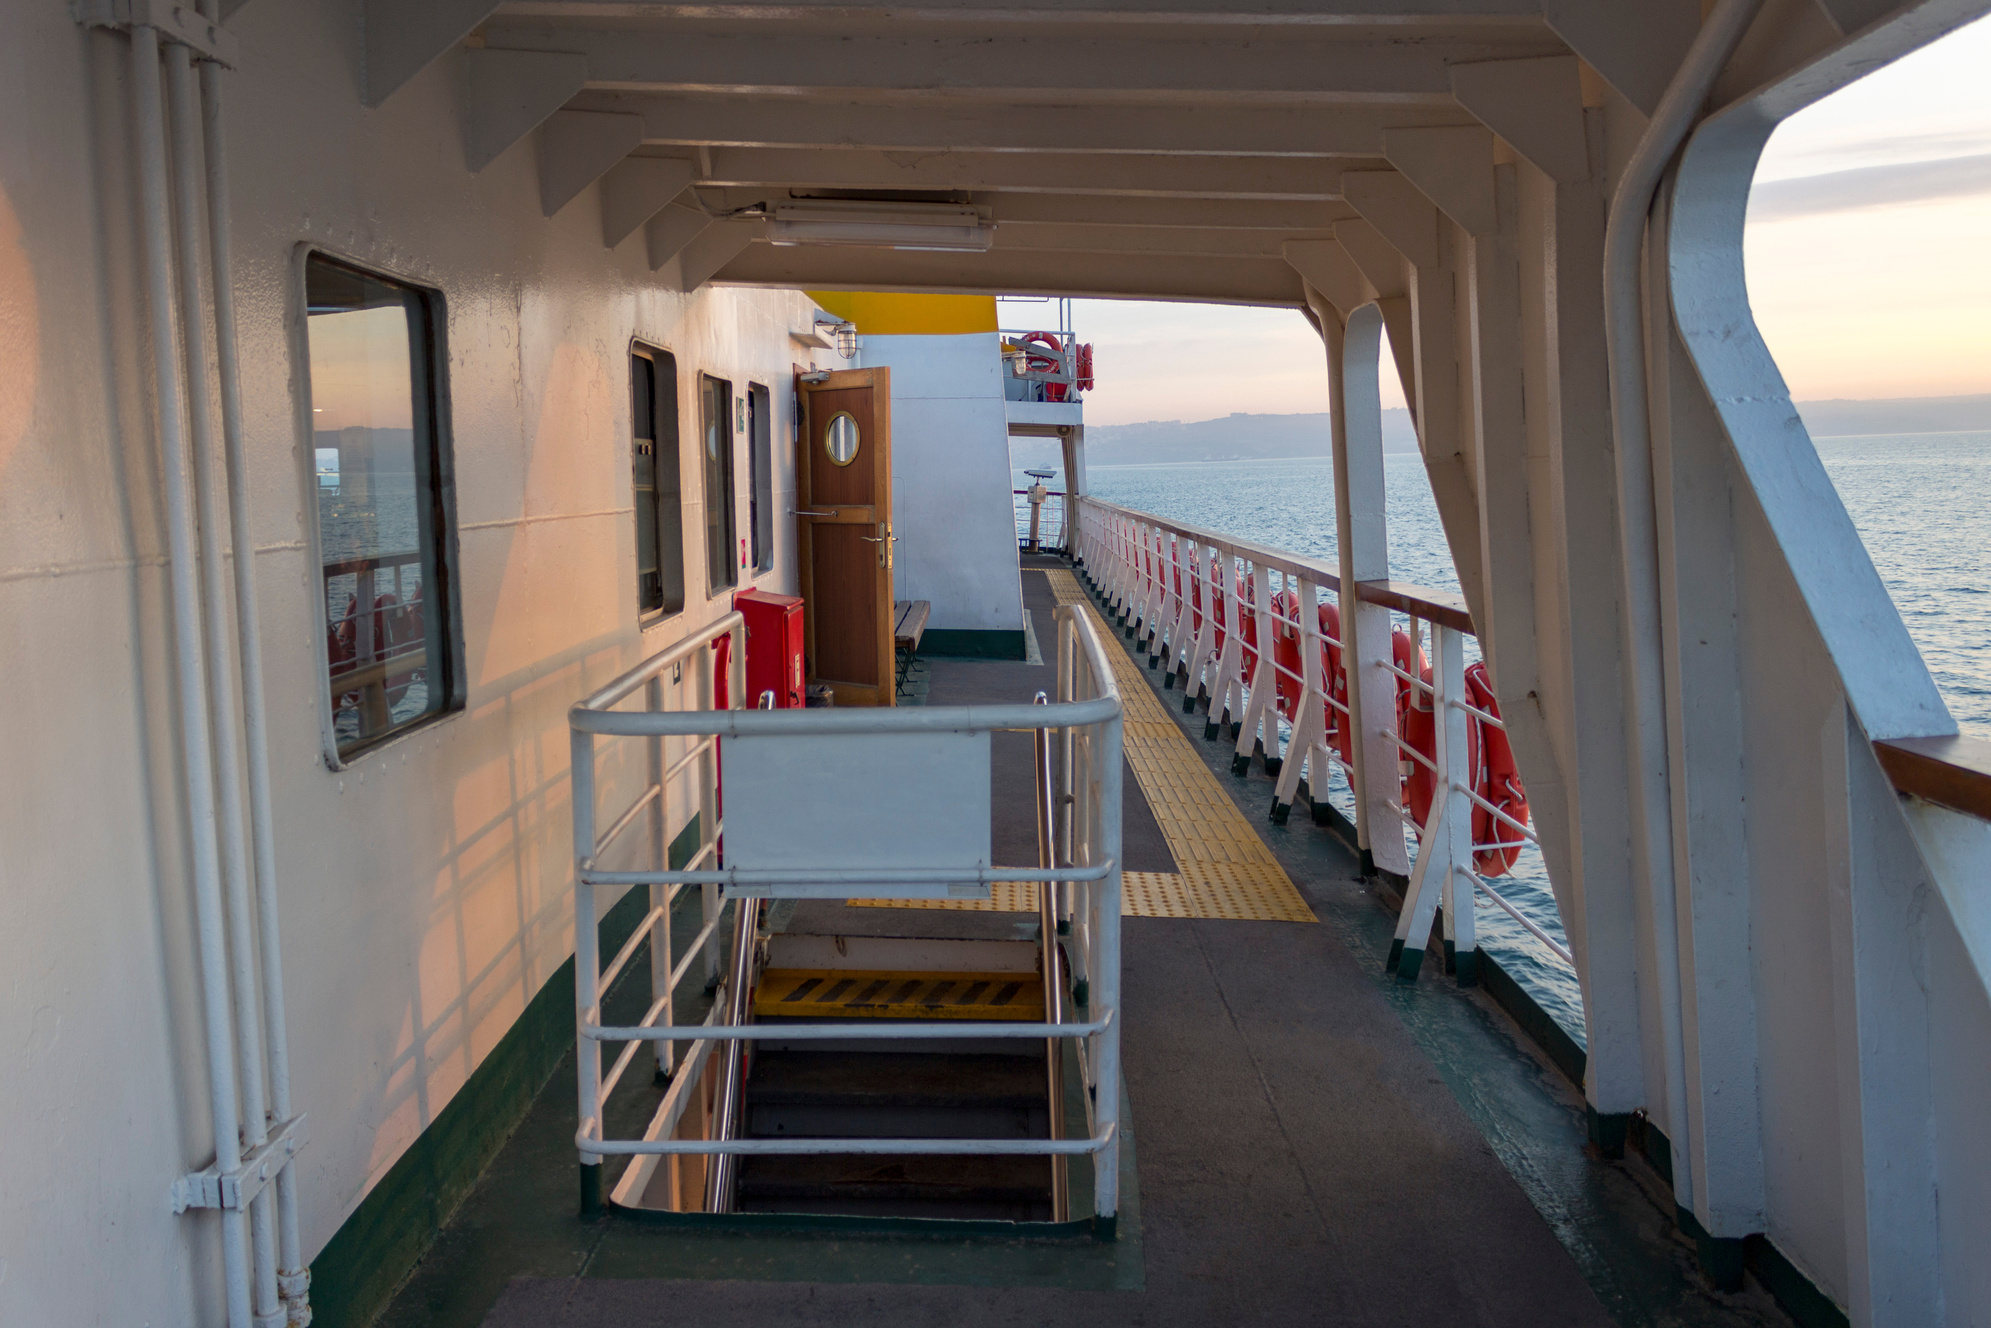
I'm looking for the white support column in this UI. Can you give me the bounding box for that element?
[1647,251,1764,1240]
[1060,424,1086,558]
[1823,713,1943,1328]
[1323,297,1412,879]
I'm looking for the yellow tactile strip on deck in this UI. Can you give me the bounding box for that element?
[853,571,1315,924]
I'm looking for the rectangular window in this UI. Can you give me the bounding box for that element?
[748,382,774,573]
[632,346,685,618]
[305,254,457,758]
[701,374,738,594]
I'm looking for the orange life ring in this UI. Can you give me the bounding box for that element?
[1318,602,1352,766]
[1401,655,1531,878]
[1020,331,1068,402]
[1465,662,1530,876]
[1075,343,1095,392]
[1270,590,1304,720]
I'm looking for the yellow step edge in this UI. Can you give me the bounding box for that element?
[754,968,1045,1021]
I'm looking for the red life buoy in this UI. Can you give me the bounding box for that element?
[1270,589,1303,720]
[1235,573,1259,677]
[1317,602,1352,766]
[1465,663,1530,876]
[1401,655,1531,878]
[1020,331,1068,402]
[1075,343,1095,392]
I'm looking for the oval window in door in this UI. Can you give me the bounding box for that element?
[824,412,861,466]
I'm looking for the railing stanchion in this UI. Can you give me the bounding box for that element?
[571,726,604,1216]
[1272,576,1324,822]
[646,675,673,1081]
[1232,563,1277,776]
[1436,626,1477,986]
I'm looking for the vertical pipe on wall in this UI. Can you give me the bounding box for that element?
[131,26,253,1328]
[166,43,283,1327]
[193,13,312,1313]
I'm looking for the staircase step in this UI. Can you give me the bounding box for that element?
[746,1050,1051,1139]
[755,968,1044,1022]
[737,1152,1054,1222]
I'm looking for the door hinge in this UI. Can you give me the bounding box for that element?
[173,1114,308,1213]
[74,0,239,65]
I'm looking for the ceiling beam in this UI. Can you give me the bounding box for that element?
[1384,124,1496,235]
[1542,0,1698,116]
[462,48,591,172]
[538,109,646,214]
[565,92,1480,157]
[494,0,1550,26]
[697,146,1381,198]
[1283,239,1373,316]
[482,24,1564,100]
[988,223,1329,257]
[1339,170,1440,268]
[646,200,714,269]
[365,0,502,107]
[680,221,763,290]
[1449,55,1588,182]
[713,242,1308,304]
[603,157,698,246]
[695,188,1357,229]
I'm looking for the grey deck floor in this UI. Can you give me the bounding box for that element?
[384,565,1790,1328]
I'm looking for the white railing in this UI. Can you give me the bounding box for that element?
[1072,495,1566,984]
[567,605,1127,1225]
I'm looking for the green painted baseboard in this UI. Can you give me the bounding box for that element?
[918,628,1027,660]
[309,816,702,1328]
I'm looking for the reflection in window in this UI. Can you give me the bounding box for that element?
[702,375,738,594]
[633,346,685,618]
[748,382,773,573]
[305,255,455,757]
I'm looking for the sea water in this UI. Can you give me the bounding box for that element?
[1022,430,1991,1043]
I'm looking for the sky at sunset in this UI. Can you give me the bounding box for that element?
[1025,13,1991,428]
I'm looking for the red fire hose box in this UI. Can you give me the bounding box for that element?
[732,589,806,709]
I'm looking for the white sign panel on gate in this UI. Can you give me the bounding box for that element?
[719,729,992,899]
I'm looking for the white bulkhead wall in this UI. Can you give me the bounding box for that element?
[0,3,819,1322]
[855,331,1028,635]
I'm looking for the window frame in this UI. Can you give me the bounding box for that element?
[295,247,464,770]
[748,381,775,574]
[631,342,686,625]
[700,373,740,597]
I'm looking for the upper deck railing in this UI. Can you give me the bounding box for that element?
[1072,495,1564,982]
[1000,328,1089,404]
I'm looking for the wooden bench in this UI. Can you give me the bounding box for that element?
[893,599,931,695]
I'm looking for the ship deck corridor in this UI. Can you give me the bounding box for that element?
[377,563,1791,1328]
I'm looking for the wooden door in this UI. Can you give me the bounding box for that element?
[796,367,894,706]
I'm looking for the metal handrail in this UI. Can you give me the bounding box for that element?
[1073,494,1568,992]
[568,605,1127,1224]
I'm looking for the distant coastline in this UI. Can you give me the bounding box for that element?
[1038,392,1991,469]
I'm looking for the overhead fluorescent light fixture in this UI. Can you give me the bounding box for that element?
[768,201,994,252]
